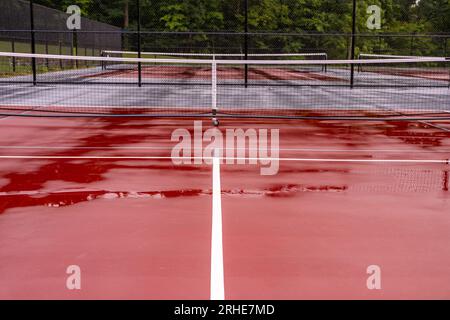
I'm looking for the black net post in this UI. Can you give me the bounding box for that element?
[137,0,142,87]
[350,0,357,89]
[71,31,74,68]
[30,0,37,85]
[11,39,16,72]
[45,41,49,70]
[73,30,79,68]
[59,40,63,69]
[444,37,448,57]
[244,0,249,88]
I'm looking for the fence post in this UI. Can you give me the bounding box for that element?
[444,37,448,57]
[73,30,78,68]
[45,41,49,70]
[59,40,63,69]
[244,0,249,88]
[30,0,37,85]
[11,39,16,72]
[350,0,357,89]
[137,0,142,87]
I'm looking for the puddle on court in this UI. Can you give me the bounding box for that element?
[0,184,351,214]
[0,189,211,214]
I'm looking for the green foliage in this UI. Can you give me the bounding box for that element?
[29,0,449,57]
[159,0,224,31]
[33,0,92,15]
[30,0,449,33]
[418,0,450,32]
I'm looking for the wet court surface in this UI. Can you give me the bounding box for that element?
[0,116,449,299]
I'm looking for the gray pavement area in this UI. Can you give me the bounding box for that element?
[0,63,449,117]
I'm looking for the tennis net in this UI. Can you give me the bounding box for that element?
[101,51,329,72]
[357,53,449,73]
[101,50,329,60]
[358,53,444,60]
[0,52,449,120]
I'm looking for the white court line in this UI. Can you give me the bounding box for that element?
[0,145,450,153]
[211,150,225,301]
[0,155,448,164]
[0,145,449,153]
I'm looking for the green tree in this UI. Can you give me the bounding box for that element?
[418,0,450,32]
[160,0,224,31]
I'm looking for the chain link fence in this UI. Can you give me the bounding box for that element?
[0,0,121,56]
[0,0,448,59]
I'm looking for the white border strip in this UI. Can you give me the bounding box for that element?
[211,150,225,300]
[0,52,446,65]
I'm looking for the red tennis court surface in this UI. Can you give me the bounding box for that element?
[92,66,342,82]
[0,115,449,300]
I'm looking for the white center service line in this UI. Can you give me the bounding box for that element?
[210,149,225,301]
